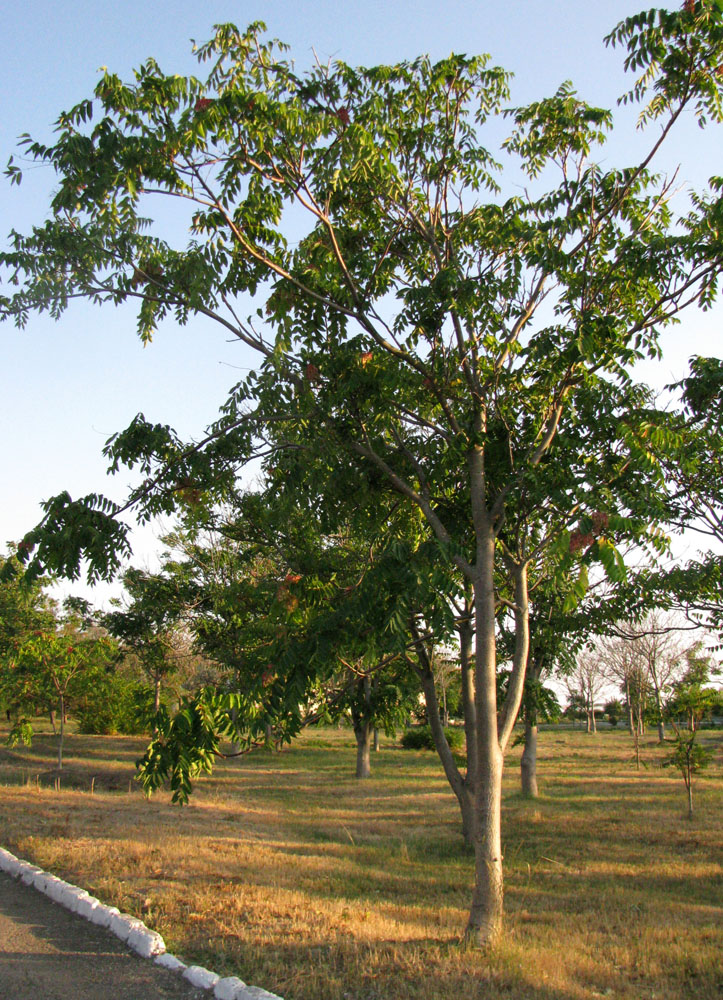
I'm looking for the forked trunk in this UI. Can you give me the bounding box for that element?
[57,694,65,771]
[520,721,538,798]
[418,648,475,848]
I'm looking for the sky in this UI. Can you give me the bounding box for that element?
[1,0,721,607]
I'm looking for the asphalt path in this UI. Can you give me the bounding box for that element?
[0,872,206,1000]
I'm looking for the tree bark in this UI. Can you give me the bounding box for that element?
[354,720,372,778]
[57,694,64,771]
[655,689,665,743]
[465,534,529,946]
[625,677,635,735]
[520,720,538,798]
[418,656,474,847]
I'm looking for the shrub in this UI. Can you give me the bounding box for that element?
[401,725,465,752]
[75,675,151,735]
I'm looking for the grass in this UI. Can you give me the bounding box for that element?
[0,722,721,1000]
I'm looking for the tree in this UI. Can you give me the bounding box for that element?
[4,5,723,945]
[102,566,191,715]
[4,621,116,769]
[598,612,691,740]
[156,494,428,780]
[0,547,56,721]
[566,650,607,733]
[663,642,719,817]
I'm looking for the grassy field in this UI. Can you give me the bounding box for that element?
[0,721,721,1000]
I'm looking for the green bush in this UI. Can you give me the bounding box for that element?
[401,725,465,752]
[75,675,152,735]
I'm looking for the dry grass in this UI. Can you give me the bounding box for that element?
[0,722,721,1000]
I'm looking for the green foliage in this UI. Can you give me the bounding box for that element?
[401,725,465,752]
[75,675,152,735]
[6,719,34,748]
[662,729,714,783]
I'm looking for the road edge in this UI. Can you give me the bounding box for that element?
[0,846,282,1000]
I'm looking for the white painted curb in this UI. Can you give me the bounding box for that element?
[0,846,283,1000]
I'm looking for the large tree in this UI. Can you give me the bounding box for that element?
[3,5,723,944]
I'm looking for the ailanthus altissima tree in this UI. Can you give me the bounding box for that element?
[3,3,723,944]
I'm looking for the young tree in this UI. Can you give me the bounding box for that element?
[4,5,723,945]
[5,623,116,769]
[0,547,56,722]
[663,642,719,817]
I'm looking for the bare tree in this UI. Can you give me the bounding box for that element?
[566,652,607,734]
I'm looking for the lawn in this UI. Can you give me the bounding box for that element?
[0,722,720,1000]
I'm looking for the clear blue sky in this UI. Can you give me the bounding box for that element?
[1,0,720,604]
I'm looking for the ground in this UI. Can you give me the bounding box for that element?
[0,722,721,1000]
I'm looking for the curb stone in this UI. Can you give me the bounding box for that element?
[0,846,283,1000]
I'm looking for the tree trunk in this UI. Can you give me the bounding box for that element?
[57,694,64,771]
[466,736,504,945]
[418,655,475,848]
[354,721,372,778]
[49,708,56,735]
[625,677,634,735]
[520,720,538,798]
[373,727,379,752]
[465,537,529,946]
[153,674,162,714]
[655,689,665,742]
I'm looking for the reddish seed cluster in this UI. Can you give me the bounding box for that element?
[569,531,595,554]
[285,573,302,584]
[261,667,274,687]
[591,511,609,534]
[684,0,695,13]
[305,362,321,382]
[360,351,373,366]
[569,510,610,553]
[336,106,351,126]
[194,97,213,113]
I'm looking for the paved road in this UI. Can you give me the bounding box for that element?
[0,872,205,1000]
